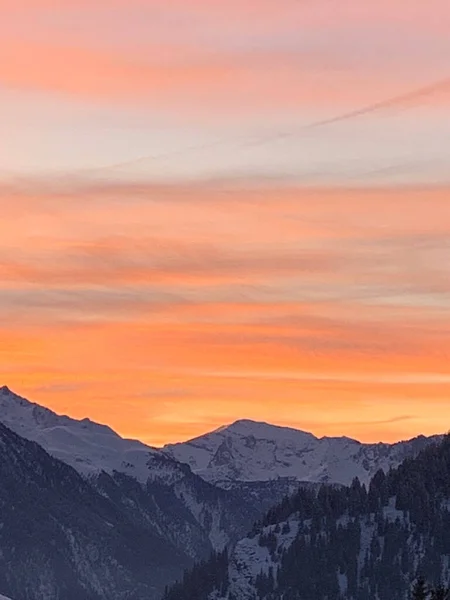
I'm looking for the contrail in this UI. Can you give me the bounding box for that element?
[35,75,450,179]
[252,75,450,145]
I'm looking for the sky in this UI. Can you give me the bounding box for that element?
[1,0,450,446]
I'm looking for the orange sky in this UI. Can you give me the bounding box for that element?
[1,183,449,445]
[1,1,450,445]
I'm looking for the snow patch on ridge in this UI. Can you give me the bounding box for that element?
[0,386,173,484]
[164,418,441,487]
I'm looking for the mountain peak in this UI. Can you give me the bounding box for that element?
[211,418,271,434]
[0,387,165,482]
[164,419,441,487]
[0,386,32,409]
[210,419,318,447]
[226,418,276,430]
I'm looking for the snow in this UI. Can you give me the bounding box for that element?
[0,386,176,484]
[172,478,230,551]
[215,518,299,600]
[0,386,248,555]
[212,494,434,600]
[0,595,13,600]
[0,385,439,493]
[165,418,440,487]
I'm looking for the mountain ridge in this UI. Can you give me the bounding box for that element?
[0,385,446,600]
[164,417,442,487]
[178,417,428,446]
[0,386,259,560]
[1,386,442,491]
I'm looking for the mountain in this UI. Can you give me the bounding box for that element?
[0,385,185,483]
[0,419,190,600]
[163,435,450,600]
[0,387,259,599]
[0,386,257,552]
[0,385,444,600]
[164,418,441,488]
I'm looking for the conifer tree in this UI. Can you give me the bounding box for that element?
[430,585,450,600]
[411,576,429,600]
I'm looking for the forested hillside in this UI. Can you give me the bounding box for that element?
[163,435,450,600]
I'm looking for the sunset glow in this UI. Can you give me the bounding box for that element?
[1,0,449,445]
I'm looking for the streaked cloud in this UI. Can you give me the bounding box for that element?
[1,183,449,443]
[2,0,450,182]
[1,1,449,443]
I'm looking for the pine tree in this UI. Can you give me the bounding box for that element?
[430,585,450,600]
[411,576,429,600]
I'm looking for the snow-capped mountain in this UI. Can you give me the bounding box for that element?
[0,385,445,600]
[0,385,167,483]
[164,418,441,487]
[163,435,450,600]
[0,386,258,559]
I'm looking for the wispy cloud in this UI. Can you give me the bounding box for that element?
[1,182,449,442]
[1,1,449,443]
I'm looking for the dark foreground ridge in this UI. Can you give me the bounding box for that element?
[0,420,190,600]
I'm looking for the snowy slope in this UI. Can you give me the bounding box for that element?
[0,385,175,484]
[164,418,440,486]
[0,386,258,554]
[0,595,13,600]
[2,386,438,490]
[209,503,419,600]
[213,518,300,600]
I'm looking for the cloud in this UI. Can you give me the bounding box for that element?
[1,184,449,321]
[1,0,449,113]
[1,231,449,395]
[1,0,450,443]
[0,236,338,291]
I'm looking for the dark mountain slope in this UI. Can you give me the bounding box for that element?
[0,421,189,600]
[0,386,259,559]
